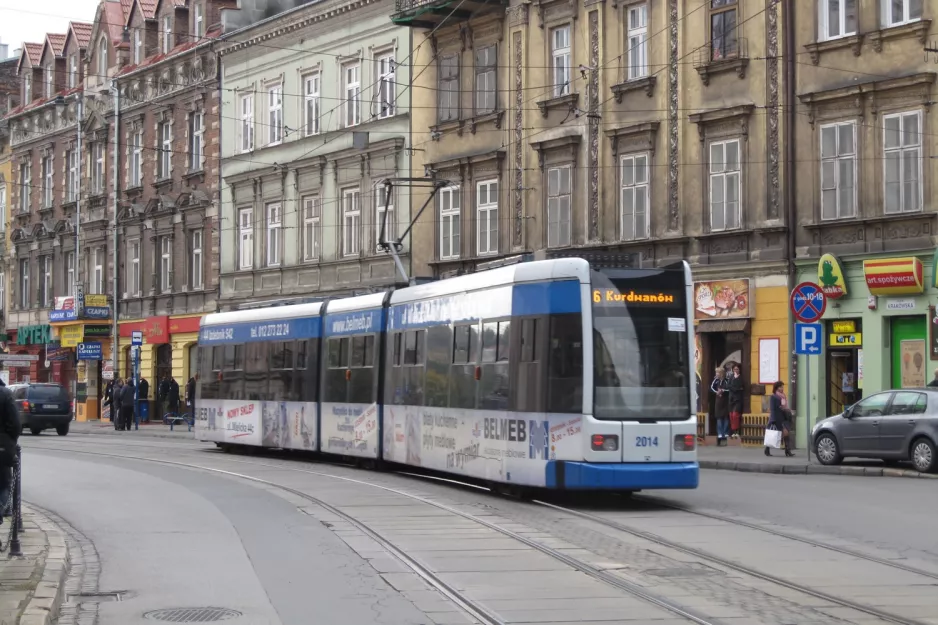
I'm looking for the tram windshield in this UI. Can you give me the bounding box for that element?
[591,267,691,420]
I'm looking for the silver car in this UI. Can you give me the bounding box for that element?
[812,389,938,473]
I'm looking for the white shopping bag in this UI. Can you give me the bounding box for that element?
[763,428,782,449]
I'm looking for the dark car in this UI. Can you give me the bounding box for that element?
[812,388,938,473]
[8,383,72,436]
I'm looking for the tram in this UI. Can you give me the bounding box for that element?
[194,256,699,491]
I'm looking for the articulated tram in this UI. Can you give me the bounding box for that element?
[194,257,699,491]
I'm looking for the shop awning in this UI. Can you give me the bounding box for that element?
[696,319,749,333]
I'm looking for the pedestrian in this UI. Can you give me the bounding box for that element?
[710,366,729,446]
[186,373,198,422]
[120,380,136,431]
[104,379,114,422]
[0,378,20,526]
[113,378,124,430]
[158,375,171,421]
[167,377,180,421]
[766,380,794,457]
[928,369,938,387]
[728,363,744,439]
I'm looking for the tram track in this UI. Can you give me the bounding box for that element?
[26,439,935,625]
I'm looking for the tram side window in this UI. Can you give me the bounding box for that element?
[425,325,451,407]
[324,337,350,403]
[198,346,218,399]
[294,339,319,402]
[548,313,583,413]
[348,334,377,405]
[515,317,545,413]
[244,342,269,401]
[387,330,425,406]
[449,324,478,410]
[479,320,510,410]
[269,340,295,401]
[219,344,244,399]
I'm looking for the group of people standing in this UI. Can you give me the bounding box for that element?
[710,364,793,456]
[104,374,185,430]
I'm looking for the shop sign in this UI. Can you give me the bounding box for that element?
[54,296,76,311]
[46,344,70,361]
[83,325,111,338]
[168,316,203,334]
[693,279,751,320]
[59,325,83,348]
[49,309,79,322]
[119,316,169,344]
[85,295,107,307]
[83,306,110,320]
[16,325,51,345]
[930,306,938,359]
[886,298,916,311]
[900,339,927,387]
[818,253,848,299]
[829,332,862,347]
[831,320,856,333]
[102,361,114,381]
[863,257,924,296]
[77,342,103,360]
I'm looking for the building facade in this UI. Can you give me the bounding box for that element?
[217,0,413,308]
[793,0,938,447]
[0,54,19,370]
[394,0,793,441]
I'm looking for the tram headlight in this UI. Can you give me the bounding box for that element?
[591,434,619,451]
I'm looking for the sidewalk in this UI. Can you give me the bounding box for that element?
[0,506,70,625]
[698,445,938,480]
[69,420,195,440]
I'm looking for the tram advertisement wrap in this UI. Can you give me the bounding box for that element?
[320,402,379,458]
[383,406,584,487]
[195,399,317,451]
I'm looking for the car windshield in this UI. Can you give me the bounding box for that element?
[29,386,69,402]
[591,268,691,420]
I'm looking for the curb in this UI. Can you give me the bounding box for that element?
[699,460,938,479]
[72,426,194,441]
[19,504,70,625]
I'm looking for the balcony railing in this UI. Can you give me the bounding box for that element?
[694,36,749,68]
[392,0,504,28]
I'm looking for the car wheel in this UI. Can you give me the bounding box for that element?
[30,428,42,436]
[910,437,936,473]
[56,424,69,436]
[815,433,842,465]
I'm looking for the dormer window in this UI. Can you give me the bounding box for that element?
[69,55,78,88]
[98,37,108,78]
[45,65,53,97]
[24,73,31,101]
[162,15,172,53]
[133,27,142,64]
[194,4,204,38]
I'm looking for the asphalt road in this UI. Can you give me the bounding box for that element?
[648,469,938,565]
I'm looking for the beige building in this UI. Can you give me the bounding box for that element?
[393,0,793,438]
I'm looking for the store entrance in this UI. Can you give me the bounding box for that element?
[827,350,860,417]
[701,328,748,435]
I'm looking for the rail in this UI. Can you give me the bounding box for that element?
[2,447,24,557]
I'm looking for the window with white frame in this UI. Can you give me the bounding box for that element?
[69,55,77,88]
[39,255,52,307]
[65,250,75,296]
[304,73,320,136]
[41,156,52,208]
[439,185,460,260]
[882,0,921,27]
[128,239,140,295]
[240,93,254,152]
[45,65,53,98]
[0,184,5,232]
[158,121,171,178]
[476,180,498,256]
[375,183,394,250]
[342,188,361,256]
[130,129,143,187]
[709,139,741,231]
[627,4,648,79]
[19,162,29,213]
[66,149,78,201]
[547,166,572,248]
[302,195,320,261]
[160,236,172,292]
[98,37,107,77]
[268,84,282,144]
[162,15,172,53]
[344,63,361,127]
[189,229,203,289]
[475,45,496,114]
[620,153,649,240]
[23,73,31,102]
[0,274,5,317]
[18,258,29,308]
[438,55,459,122]
[820,0,857,40]
[188,112,203,171]
[377,54,395,118]
[819,121,856,220]
[884,111,923,214]
[238,208,253,270]
[92,142,105,194]
[93,247,104,294]
[133,27,142,64]
[551,25,572,97]
[266,203,281,267]
[194,4,204,37]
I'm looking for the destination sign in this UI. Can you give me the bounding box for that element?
[592,289,679,305]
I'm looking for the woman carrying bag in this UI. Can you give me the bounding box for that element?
[710,367,730,446]
[765,381,794,457]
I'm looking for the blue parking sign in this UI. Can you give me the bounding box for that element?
[795,323,823,355]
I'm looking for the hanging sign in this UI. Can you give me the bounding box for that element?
[818,253,848,299]
[863,257,924,296]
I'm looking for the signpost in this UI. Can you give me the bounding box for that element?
[131,331,142,430]
[791,282,828,460]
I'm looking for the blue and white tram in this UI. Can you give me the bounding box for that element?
[195,257,699,491]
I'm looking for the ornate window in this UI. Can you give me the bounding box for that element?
[476,180,498,255]
[819,121,856,219]
[883,111,923,214]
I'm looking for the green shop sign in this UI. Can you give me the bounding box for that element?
[17,325,51,345]
[83,325,111,338]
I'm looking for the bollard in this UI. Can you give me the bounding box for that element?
[16,448,22,534]
[8,447,22,557]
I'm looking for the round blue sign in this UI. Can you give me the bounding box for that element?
[790,282,827,323]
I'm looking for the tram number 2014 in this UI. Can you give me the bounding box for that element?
[634,436,659,447]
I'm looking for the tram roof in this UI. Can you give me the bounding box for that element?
[322,291,388,315]
[201,302,324,327]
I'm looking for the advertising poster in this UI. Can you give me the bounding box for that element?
[281,402,317,451]
[321,402,378,458]
[900,340,926,388]
[262,401,283,447]
[693,279,751,320]
[223,400,262,445]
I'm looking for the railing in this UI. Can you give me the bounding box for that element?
[394,0,441,12]
[2,447,24,557]
[693,36,749,67]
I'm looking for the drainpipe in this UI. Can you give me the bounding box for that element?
[784,0,798,443]
[110,80,120,382]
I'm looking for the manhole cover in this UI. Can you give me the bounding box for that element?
[144,607,242,622]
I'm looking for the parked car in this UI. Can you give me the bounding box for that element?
[8,384,72,436]
[812,388,938,473]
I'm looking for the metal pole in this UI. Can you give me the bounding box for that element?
[110,81,121,400]
[805,356,811,462]
[15,449,22,534]
[134,347,139,431]
[8,447,22,557]
[76,96,82,294]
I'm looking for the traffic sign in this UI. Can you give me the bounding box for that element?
[795,323,823,355]
[790,282,827,323]
[131,331,143,346]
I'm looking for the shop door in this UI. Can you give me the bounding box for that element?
[156,344,173,382]
[703,331,748,433]
[891,316,927,389]
[827,351,860,417]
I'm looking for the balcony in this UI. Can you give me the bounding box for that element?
[694,37,749,86]
[391,0,505,28]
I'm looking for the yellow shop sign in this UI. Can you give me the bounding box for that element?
[59,325,83,347]
[830,332,862,347]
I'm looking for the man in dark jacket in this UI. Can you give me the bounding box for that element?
[0,382,21,522]
[167,378,180,420]
[119,381,136,431]
[138,378,149,423]
[113,379,124,430]
[186,374,198,421]
[158,375,171,421]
